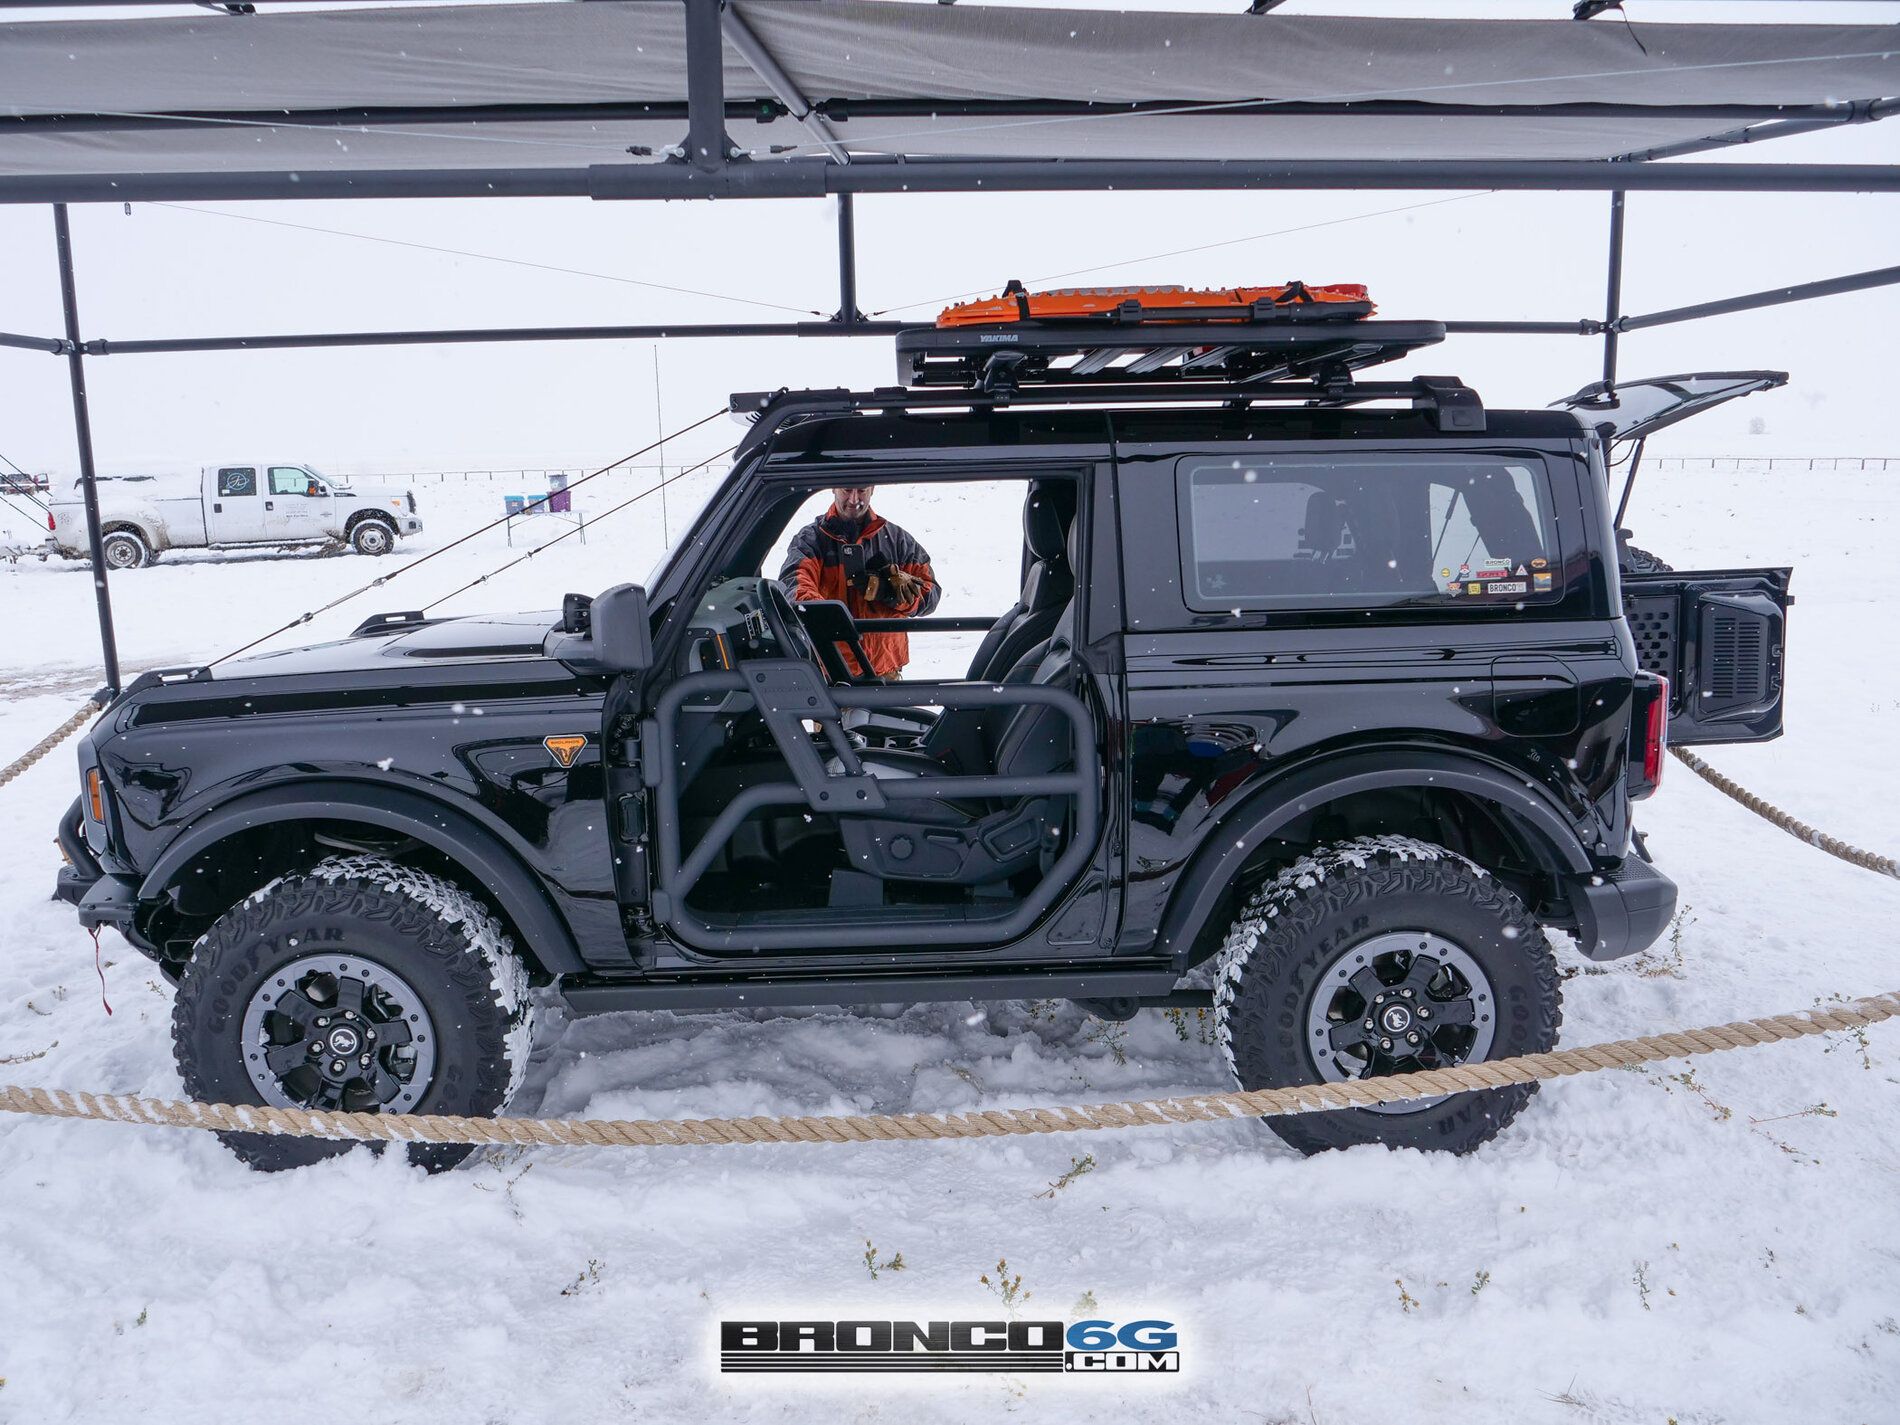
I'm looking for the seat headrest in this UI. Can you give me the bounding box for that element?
[1023,482,1074,563]
[1299,490,1347,556]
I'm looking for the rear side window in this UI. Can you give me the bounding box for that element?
[1177,453,1559,611]
[217,466,256,498]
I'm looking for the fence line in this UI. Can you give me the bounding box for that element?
[1647,455,1896,473]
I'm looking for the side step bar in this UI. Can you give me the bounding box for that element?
[561,966,1182,1016]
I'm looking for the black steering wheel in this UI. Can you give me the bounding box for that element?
[758,577,819,666]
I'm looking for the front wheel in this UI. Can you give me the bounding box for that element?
[1213,836,1562,1156]
[172,855,538,1172]
[349,517,396,556]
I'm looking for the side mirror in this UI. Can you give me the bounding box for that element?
[545,583,651,673]
[590,582,652,672]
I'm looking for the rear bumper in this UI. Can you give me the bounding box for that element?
[1568,856,1678,962]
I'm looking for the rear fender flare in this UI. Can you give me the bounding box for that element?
[137,782,585,976]
[1155,749,1597,967]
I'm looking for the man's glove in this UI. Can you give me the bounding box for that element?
[874,567,924,609]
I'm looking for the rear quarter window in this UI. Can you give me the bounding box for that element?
[1177,453,1562,612]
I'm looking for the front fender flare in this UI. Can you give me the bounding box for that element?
[1155,748,1599,967]
[138,782,585,976]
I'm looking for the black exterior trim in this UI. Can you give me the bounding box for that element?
[1569,856,1678,961]
[136,784,587,976]
[1154,748,1600,968]
[561,965,1178,1015]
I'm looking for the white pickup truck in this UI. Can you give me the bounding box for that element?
[47,463,423,569]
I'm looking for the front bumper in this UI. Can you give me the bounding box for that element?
[53,794,141,935]
[400,516,424,535]
[53,795,99,906]
[1568,856,1678,962]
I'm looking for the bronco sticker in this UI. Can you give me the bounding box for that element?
[543,734,589,768]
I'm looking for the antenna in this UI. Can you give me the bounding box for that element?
[652,346,670,544]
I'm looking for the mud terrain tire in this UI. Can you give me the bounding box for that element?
[1214,836,1562,1157]
[172,856,536,1173]
[1622,544,1674,574]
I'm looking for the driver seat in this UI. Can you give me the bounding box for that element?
[831,614,1079,886]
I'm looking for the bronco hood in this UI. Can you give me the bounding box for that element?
[202,610,561,682]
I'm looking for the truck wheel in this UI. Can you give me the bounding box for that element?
[172,855,538,1173]
[349,517,396,556]
[1623,544,1674,574]
[100,529,150,570]
[1213,836,1562,1157]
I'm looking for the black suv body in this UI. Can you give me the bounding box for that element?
[54,315,1792,1166]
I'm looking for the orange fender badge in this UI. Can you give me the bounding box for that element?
[543,734,589,769]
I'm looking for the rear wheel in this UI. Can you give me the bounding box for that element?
[1213,836,1562,1156]
[349,517,397,556]
[100,529,150,570]
[172,855,537,1173]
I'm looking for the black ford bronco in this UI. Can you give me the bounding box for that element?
[55,296,1792,1169]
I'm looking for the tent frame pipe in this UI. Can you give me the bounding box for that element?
[4,159,1899,207]
[7,100,1875,139]
[1617,263,1900,331]
[35,263,1899,359]
[1602,189,1626,389]
[52,204,121,696]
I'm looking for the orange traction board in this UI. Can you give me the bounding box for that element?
[938,281,1374,327]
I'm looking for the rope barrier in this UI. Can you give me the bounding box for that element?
[1672,746,1900,881]
[0,693,104,790]
[3,990,1894,1150]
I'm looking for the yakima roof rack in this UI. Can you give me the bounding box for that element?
[897,312,1446,394]
[730,363,1487,460]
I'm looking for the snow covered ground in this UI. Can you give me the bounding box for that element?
[1,457,1897,1423]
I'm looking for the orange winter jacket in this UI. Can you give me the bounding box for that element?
[778,506,939,677]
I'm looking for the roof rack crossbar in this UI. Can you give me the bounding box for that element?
[731,371,1488,451]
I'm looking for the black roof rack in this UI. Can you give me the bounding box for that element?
[896,315,1446,394]
[728,311,1483,459]
[731,368,1487,462]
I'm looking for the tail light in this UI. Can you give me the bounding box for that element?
[48,510,57,532]
[1628,674,1668,800]
[1644,676,1669,787]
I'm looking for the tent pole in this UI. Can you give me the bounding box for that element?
[53,204,121,695]
[1620,263,1900,330]
[1602,189,1625,391]
[835,194,862,325]
[682,0,731,173]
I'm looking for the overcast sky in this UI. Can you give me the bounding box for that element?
[2,0,1895,478]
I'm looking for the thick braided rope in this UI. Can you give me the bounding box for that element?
[0,697,101,790]
[1672,747,1900,881]
[3,990,1894,1150]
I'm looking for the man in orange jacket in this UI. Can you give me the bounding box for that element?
[779,485,940,678]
